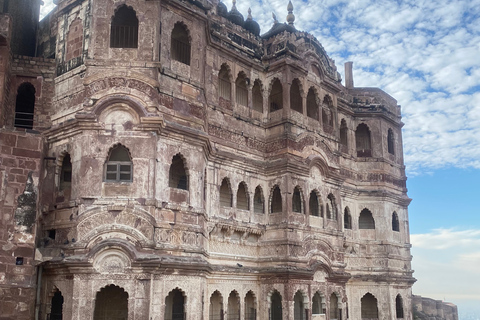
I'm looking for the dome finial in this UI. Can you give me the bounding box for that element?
[272,12,278,24]
[247,7,252,20]
[287,1,295,26]
[232,0,237,7]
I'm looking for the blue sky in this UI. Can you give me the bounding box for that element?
[40,0,480,318]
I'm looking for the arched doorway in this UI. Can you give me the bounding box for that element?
[93,285,128,320]
[165,288,186,320]
[50,289,63,320]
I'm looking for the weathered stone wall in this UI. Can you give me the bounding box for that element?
[412,295,458,320]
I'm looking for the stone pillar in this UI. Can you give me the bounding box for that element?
[345,62,354,89]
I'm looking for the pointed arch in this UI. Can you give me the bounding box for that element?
[396,294,404,318]
[50,288,64,320]
[227,290,240,320]
[209,291,223,320]
[329,292,340,319]
[292,186,304,214]
[269,290,282,320]
[309,190,320,217]
[219,64,232,101]
[312,291,326,315]
[14,82,36,129]
[93,285,129,319]
[235,72,249,107]
[110,5,138,48]
[359,208,375,229]
[294,290,306,320]
[252,79,263,113]
[269,78,283,112]
[104,144,133,182]
[270,185,282,213]
[361,293,378,319]
[306,87,318,120]
[344,207,352,229]
[169,154,188,190]
[253,186,265,214]
[290,78,303,113]
[220,178,232,207]
[388,128,395,155]
[171,22,191,65]
[245,290,257,320]
[165,288,186,320]
[392,211,400,232]
[356,123,372,157]
[237,182,249,210]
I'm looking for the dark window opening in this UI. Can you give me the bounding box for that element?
[50,289,64,320]
[227,291,240,320]
[290,79,302,113]
[171,23,190,65]
[104,145,132,182]
[361,293,378,319]
[306,88,318,120]
[396,295,404,318]
[292,186,303,213]
[165,289,185,320]
[392,212,400,232]
[253,186,264,214]
[252,80,263,113]
[169,154,188,190]
[236,73,248,107]
[270,291,282,320]
[94,285,128,320]
[110,5,138,48]
[237,182,249,210]
[309,191,319,217]
[356,123,372,157]
[330,293,339,320]
[244,291,256,320]
[14,82,35,129]
[359,209,375,229]
[209,291,223,320]
[388,128,395,155]
[270,185,282,213]
[340,119,348,147]
[48,229,56,240]
[60,154,72,190]
[322,109,329,128]
[15,257,23,265]
[312,292,324,315]
[294,291,305,320]
[344,207,352,229]
[220,178,232,207]
[219,65,231,101]
[269,79,283,112]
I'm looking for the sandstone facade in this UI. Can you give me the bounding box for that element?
[1,0,418,319]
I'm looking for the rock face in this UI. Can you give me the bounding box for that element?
[0,0,423,319]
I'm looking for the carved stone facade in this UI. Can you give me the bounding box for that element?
[1,0,419,319]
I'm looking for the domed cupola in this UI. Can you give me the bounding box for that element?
[217,1,228,18]
[227,0,245,27]
[244,8,260,36]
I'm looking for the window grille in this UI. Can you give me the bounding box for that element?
[60,154,72,190]
[236,76,248,106]
[171,23,191,65]
[356,123,372,157]
[14,82,35,129]
[110,6,138,48]
[104,145,132,182]
[388,128,395,155]
[359,209,375,229]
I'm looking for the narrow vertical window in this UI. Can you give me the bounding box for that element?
[110,5,138,48]
[252,80,263,113]
[356,123,372,157]
[253,186,264,214]
[270,185,282,213]
[306,88,318,120]
[340,119,348,147]
[269,79,283,112]
[396,294,404,318]
[292,186,303,213]
[220,178,232,207]
[171,22,191,65]
[309,191,319,217]
[344,207,352,229]
[14,82,35,129]
[388,128,395,155]
[104,145,132,182]
[235,73,248,106]
[169,154,188,190]
[290,79,302,113]
[218,64,231,101]
[392,211,400,232]
[359,209,375,229]
[50,289,64,320]
[237,182,249,210]
[60,154,72,191]
[327,194,337,220]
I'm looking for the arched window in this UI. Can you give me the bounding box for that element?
[309,191,320,217]
[356,123,372,157]
[220,178,232,207]
[269,79,283,112]
[306,88,318,120]
[270,185,282,213]
[169,154,188,190]
[252,80,263,113]
[359,209,375,229]
[361,293,378,319]
[392,212,400,232]
[340,119,348,147]
[104,145,132,182]
[292,186,303,213]
[290,79,302,113]
[170,22,191,65]
[94,285,128,320]
[323,96,334,127]
[244,291,256,320]
[294,291,305,320]
[270,291,282,320]
[14,82,35,129]
[165,288,185,320]
[110,5,138,48]
[312,292,325,315]
[237,182,249,210]
[218,65,231,101]
[253,186,264,214]
[235,73,248,107]
[60,154,72,191]
[327,194,337,220]
[396,294,404,318]
[344,207,352,229]
[209,291,223,320]
[330,293,340,320]
[50,289,63,320]
[227,291,240,320]
[65,18,83,62]
[388,128,395,155]
[171,22,191,65]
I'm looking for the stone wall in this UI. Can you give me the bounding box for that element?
[412,295,458,320]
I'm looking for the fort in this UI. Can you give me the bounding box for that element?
[0,0,457,319]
